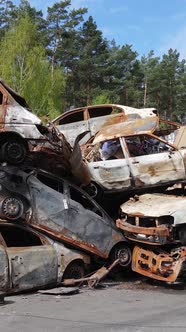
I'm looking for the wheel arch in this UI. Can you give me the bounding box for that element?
[62,258,86,281]
[0,131,28,148]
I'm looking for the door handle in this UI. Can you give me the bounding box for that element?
[132,161,139,164]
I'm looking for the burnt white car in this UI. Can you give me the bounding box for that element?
[0,79,51,164]
[53,104,158,145]
[82,117,186,199]
[0,222,90,294]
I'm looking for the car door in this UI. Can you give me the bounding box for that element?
[125,134,185,188]
[65,184,124,258]
[0,244,9,291]
[8,246,58,292]
[88,138,131,191]
[1,225,58,292]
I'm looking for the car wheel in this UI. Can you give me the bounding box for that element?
[2,197,24,220]
[110,243,132,270]
[62,261,85,282]
[1,140,26,164]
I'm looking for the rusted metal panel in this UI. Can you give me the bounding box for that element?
[88,158,131,191]
[132,246,186,282]
[93,117,159,145]
[129,150,185,188]
[116,219,170,245]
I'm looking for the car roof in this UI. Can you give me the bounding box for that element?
[52,104,158,122]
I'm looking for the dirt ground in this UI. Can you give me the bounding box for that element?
[1,277,186,332]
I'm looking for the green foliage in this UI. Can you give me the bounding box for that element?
[92,92,112,105]
[0,15,65,118]
[0,0,185,121]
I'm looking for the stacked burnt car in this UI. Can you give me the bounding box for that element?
[1,79,186,292]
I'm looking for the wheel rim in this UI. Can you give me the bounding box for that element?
[115,247,132,267]
[2,197,24,220]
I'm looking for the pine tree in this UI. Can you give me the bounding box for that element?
[0,0,16,39]
[76,16,109,105]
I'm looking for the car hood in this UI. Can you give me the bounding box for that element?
[120,193,186,226]
[93,116,159,145]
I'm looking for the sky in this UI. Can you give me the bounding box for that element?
[14,0,186,59]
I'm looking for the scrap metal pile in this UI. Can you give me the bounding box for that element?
[1,79,186,296]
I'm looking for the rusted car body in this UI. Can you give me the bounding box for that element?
[0,79,90,185]
[117,193,186,245]
[82,116,186,198]
[0,166,131,268]
[53,104,158,145]
[132,245,186,282]
[0,222,90,293]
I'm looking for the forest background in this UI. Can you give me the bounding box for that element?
[0,0,186,121]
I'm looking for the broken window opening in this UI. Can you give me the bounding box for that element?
[99,139,124,161]
[125,135,172,157]
[88,107,121,118]
[155,120,180,139]
[0,225,43,247]
[88,107,123,118]
[37,174,63,193]
[69,185,103,217]
[59,111,84,125]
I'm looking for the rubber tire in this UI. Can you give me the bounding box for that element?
[1,140,26,164]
